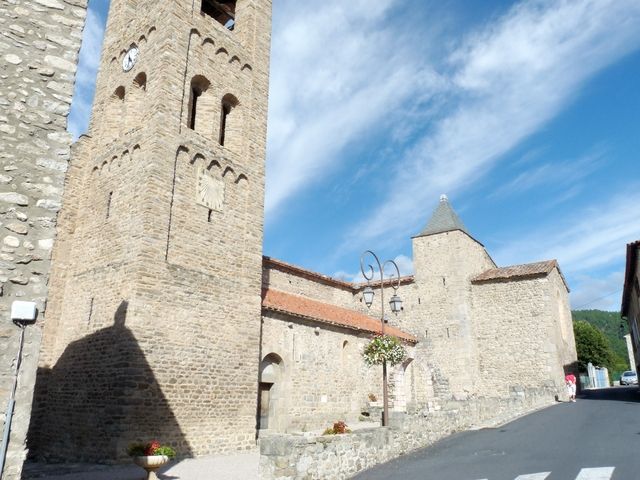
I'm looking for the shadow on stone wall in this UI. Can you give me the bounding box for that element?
[27,301,192,463]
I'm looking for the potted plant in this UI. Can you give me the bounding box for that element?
[128,440,176,480]
[322,421,352,435]
[362,334,407,367]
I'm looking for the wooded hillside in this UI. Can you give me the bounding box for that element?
[572,309,630,380]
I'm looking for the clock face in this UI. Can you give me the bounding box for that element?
[122,47,139,72]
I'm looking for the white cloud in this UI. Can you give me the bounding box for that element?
[343,0,640,249]
[488,147,605,199]
[68,6,106,139]
[493,187,640,279]
[570,270,624,312]
[265,0,444,217]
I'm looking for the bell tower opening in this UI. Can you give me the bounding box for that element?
[201,0,236,30]
[219,93,239,147]
[188,75,212,134]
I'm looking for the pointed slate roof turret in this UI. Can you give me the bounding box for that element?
[415,194,470,238]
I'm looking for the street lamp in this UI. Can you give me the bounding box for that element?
[360,250,402,427]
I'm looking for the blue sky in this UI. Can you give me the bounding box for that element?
[70,0,640,311]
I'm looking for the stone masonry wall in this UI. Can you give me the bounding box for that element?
[0,1,86,478]
[409,231,495,399]
[472,276,559,397]
[260,386,557,480]
[261,311,383,433]
[471,269,576,399]
[547,268,578,379]
[264,264,357,310]
[32,0,272,462]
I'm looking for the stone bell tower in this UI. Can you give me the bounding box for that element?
[30,0,272,461]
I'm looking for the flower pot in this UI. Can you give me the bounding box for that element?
[133,455,169,480]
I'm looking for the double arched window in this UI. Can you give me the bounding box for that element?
[187,76,240,152]
[104,71,147,141]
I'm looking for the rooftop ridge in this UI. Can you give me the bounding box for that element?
[472,259,569,292]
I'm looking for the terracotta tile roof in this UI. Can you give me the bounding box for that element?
[262,289,417,344]
[472,260,569,291]
[622,240,640,316]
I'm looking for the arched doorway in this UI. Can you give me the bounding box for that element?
[391,357,414,412]
[258,353,283,431]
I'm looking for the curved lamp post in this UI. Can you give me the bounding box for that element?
[360,250,403,427]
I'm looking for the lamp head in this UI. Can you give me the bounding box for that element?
[363,286,374,308]
[389,294,403,315]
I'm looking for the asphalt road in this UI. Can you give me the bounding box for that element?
[354,387,640,480]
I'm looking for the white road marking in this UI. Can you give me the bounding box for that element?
[575,467,615,480]
[475,466,615,480]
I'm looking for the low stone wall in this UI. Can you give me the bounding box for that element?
[260,387,557,480]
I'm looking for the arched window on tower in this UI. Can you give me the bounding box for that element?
[127,72,147,131]
[187,75,214,136]
[219,93,239,151]
[201,0,236,30]
[105,86,125,140]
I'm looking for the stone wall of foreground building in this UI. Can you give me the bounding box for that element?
[0,0,87,478]
[260,310,385,433]
[260,386,558,480]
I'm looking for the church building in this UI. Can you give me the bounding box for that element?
[25,0,577,464]
[258,195,577,434]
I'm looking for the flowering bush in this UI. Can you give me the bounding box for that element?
[128,440,176,458]
[323,421,351,435]
[362,335,406,366]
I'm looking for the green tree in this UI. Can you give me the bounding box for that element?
[573,320,614,371]
[572,310,630,379]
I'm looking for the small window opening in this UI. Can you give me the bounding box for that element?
[188,76,211,132]
[201,0,236,30]
[106,191,113,218]
[219,94,239,147]
[189,87,202,130]
[208,209,213,223]
[113,86,125,101]
[219,102,231,145]
[133,72,147,90]
[446,327,450,338]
